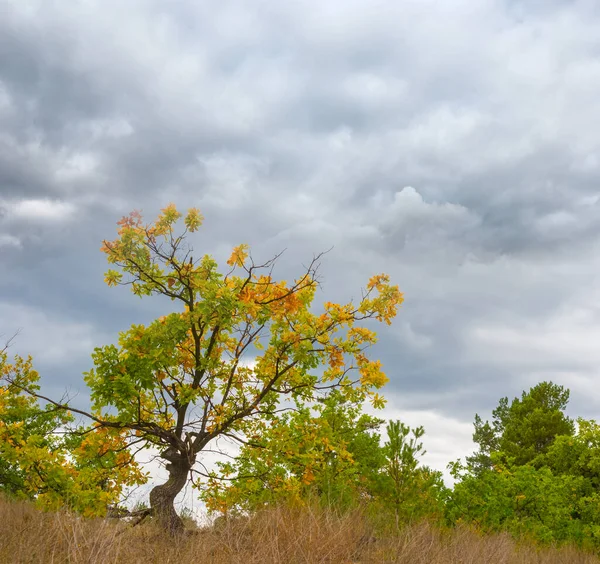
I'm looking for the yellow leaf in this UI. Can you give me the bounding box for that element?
[227,244,249,267]
[184,207,204,232]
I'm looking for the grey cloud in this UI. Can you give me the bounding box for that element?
[2,0,600,473]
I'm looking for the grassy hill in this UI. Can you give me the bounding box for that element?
[2,497,599,564]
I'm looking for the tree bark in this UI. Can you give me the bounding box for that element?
[149,447,192,536]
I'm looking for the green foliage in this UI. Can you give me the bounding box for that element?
[202,397,447,531]
[449,382,600,550]
[449,465,584,542]
[467,382,575,473]
[201,390,386,513]
[449,460,600,548]
[0,349,146,516]
[0,350,71,499]
[379,421,447,527]
[88,205,402,451]
[545,419,600,483]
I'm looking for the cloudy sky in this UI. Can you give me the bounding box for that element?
[2,0,600,482]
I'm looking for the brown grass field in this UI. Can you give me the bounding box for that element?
[1,497,599,564]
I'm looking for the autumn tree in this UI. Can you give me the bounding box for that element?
[0,342,145,516]
[13,205,403,534]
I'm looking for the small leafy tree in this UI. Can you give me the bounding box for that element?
[11,205,403,534]
[0,345,146,516]
[0,344,68,499]
[380,421,446,528]
[201,390,386,513]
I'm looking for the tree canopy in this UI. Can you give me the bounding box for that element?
[467,382,575,473]
[449,382,600,549]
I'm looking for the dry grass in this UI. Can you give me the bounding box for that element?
[1,497,599,564]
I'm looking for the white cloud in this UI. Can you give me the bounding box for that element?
[10,198,76,222]
[386,186,472,223]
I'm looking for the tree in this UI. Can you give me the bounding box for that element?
[379,421,446,529]
[201,389,386,513]
[448,383,600,548]
[12,205,403,534]
[0,345,146,516]
[467,382,575,472]
[1,346,65,499]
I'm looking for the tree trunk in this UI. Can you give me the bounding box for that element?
[149,448,191,536]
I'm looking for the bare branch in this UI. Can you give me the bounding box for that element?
[1,329,22,354]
